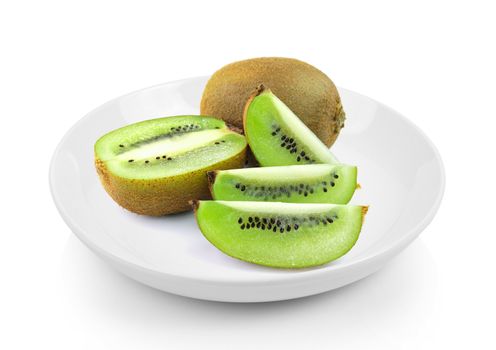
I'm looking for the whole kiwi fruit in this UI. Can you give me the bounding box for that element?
[200,57,345,147]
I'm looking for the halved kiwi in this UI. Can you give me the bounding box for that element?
[208,164,357,204]
[94,116,247,216]
[193,200,367,268]
[243,85,338,166]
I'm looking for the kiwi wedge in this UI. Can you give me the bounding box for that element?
[94,116,247,216]
[208,164,357,204]
[244,85,338,166]
[193,200,367,268]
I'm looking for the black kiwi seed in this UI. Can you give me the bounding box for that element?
[280,228,284,233]
[221,140,225,143]
[281,136,286,141]
[262,218,267,224]
[327,217,333,223]
[323,188,328,192]
[273,226,277,232]
[168,157,172,160]
[286,225,291,232]
[309,189,314,194]
[299,184,304,188]
[156,156,160,160]
[162,155,166,158]
[238,218,243,224]
[286,145,291,149]
[240,224,245,230]
[261,224,266,230]
[276,127,281,132]
[256,222,261,228]
[294,224,299,230]
[330,182,335,187]
[276,220,281,226]
[304,192,308,197]
[254,217,260,222]
[235,183,240,189]
[297,156,301,161]
[119,144,124,147]
[304,156,310,161]
[334,174,339,179]
[300,151,305,156]
[128,159,134,162]
[145,160,149,163]
[241,185,246,191]
[322,181,327,186]
[248,217,253,223]
[251,222,256,228]
[215,142,220,145]
[270,218,275,224]
[272,132,276,136]
[281,143,286,147]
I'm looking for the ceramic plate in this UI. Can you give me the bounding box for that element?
[49,77,444,302]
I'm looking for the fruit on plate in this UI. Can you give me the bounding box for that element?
[200,57,345,146]
[207,164,357,204]
[94,116,247,216]
[193,200,367,268]
[243,85,338,166]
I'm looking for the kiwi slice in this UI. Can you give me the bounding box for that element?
[94,116,247,216]
[193,200,367,268]
[208,164,357,204]
[243,85,338,166]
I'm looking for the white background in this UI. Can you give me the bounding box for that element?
[1,1,495,349]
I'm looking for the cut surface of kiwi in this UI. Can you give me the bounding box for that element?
[243,86,338,166]
[208,164,357,204]
[94,116,247,216]
[194,200,367,268]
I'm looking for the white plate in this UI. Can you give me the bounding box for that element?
[49,77,445,302]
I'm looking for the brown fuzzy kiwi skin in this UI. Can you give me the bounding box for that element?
[201,57,345,147]
[206,171,217,194]
[95,150,246,216]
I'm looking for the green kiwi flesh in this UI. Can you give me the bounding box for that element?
[194,200,367,268]
[95,116,246,179]
[243,86,338,166]
[208,164,357,204]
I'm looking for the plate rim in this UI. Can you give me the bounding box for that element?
[49,76,446,285]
